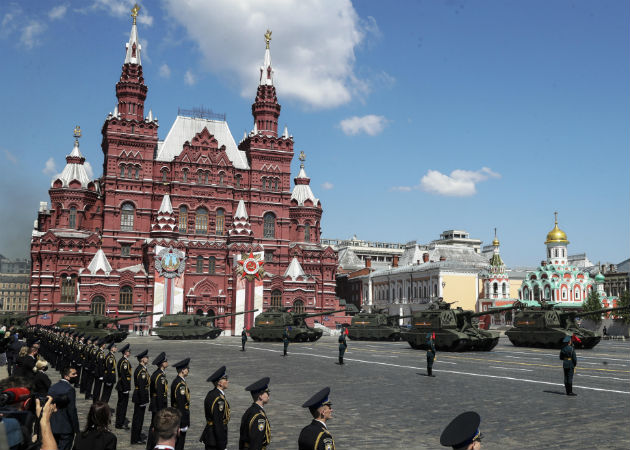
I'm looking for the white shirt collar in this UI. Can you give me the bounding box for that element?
[315,419,328,429]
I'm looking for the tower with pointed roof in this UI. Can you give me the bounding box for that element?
[478,229,510,322]
[289,152,323,243]
[545,212,569,267]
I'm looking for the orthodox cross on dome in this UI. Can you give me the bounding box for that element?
[554,211,558,224]
[265,29,272,49]
[131,3,140,25]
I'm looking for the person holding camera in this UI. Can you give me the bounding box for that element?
[73,401,116,450]
[48,367,80,450]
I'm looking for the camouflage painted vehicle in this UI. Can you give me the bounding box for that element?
[401,300,519,351]
[347,311,412,341]
[152,309,258,340]
[56,311,159,342]
[249,308,346,342]
[506,304,629,349]
[0,309,59,333]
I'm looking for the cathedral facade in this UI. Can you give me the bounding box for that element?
[28,17,345,334]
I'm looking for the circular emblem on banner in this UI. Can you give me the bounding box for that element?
[155,246,186,279]
[236,252,266,281]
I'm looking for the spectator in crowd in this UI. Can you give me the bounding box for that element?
[33,360,52,395]
[153,407,181,450]
[49,367,80,450]
[73,401,117,450]
[14,346,38,380]
[6,332,23,376]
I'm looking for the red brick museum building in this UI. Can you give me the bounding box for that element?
[28,18,346,334]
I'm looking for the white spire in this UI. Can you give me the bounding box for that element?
[253,121,258,133]
[158,194,173,214]
[124,11,142,65]
[282,125,289,139]
[114,105,119,117]
[148,109,153,121]
[243,130,248,140]
[259,30,274,86]
[291,163,320,207]
[234,200,248,220]
[284,257,306,281]
[69,139,83,158]
[88,249,112,275]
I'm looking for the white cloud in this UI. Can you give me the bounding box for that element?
[1,12,18,37]
[420,167,501,197]
[49,4,69,20]
[92,0,154,26]
[21,20,46,49]
[321,182,334,190]
[184,70,196,86]
[390,186,412,192]
[43,157,57,175]
[3,149,17,164]
[84,161,94,179]
[159,63,171,78]
[339,115,388,136]
[163,0,370,109]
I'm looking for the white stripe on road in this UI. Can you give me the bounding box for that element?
[502,355,541,360]
[490,366,533,372]
[577,374,630,382]
[207,342,629,395]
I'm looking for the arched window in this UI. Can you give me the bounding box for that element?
[178,206,188,232]
[120,165,125,177]
[207,308,216,317]
[196,256,204,273]
[134,166,140,179]
[534,285,541,301]
[216,209,225,236]
[60,274,77,303]
[119,286,133,311]
[91,296,105,315]
[127,166,133,178]
[502,283,507,296]
[69,207,77,229]
[434,284,438,296]
[161,168,168,182]
[197,171,203,184]
[195,208,208,234]
[235,175,241,188]
[208,256,216,274]
[293,299,305,314]
[304,223,311,242]
[274,179,279,191]
[219,172,224,185]
[493,282,498,294]
[120,203,134,231]
[263,212,275,238]
[182,169,188,183]
[271,290,282,308]
[574,288,581,300]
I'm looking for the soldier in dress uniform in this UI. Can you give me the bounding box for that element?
[74,333,85,388]
[241,328,248,351]
[101,341,118,404]
[116,343,132,430]
[426,332,436,377]
[440,411,483,449]
[92,338,108,402]
[559,335,578,396]
[147,352,169,450]
[131,349,150,445]
[200,365,231,450]
[171,358,191,450]
[338,332,347,365]
[84,336,98,400]
[239,377,271,450]
[282,328,289,356]
[298,387,336,450]
[79,335,91,393]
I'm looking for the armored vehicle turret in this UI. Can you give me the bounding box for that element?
[0,309,59,333]
[506,304,629,349]
[249,308,347,342]
[56,311,159,342]
[152,309,258,340]
[346,311,413,341]
[401,302,519,351]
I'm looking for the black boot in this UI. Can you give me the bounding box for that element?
[339,357,343,365]
[568,384,577,396]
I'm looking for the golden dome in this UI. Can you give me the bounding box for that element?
[492,228,500,246]
[545,213,569,244]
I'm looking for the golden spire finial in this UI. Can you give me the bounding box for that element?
[264,29,272,49]
[73,125,82,141]
[131,3,140,25]
[554,211,558,225]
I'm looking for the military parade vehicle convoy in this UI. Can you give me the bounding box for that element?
[0,309,59,334]
[346,311,413,341]
[401,300,519,351]
[152,309,258,339]
[56,311,159,342]
[505,303,629,349]
[249,308,346,342]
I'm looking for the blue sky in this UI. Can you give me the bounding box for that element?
[0,0,628,268]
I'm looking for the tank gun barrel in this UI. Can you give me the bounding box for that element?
[200,309,258,322]
[559,306,630,317]
[294,308,347,318]
[24,309,60,321]
[105,311,162,323]
[468,304,520,319]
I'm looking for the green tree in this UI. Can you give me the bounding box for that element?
[616,290,630,324]
[582,290,603,324]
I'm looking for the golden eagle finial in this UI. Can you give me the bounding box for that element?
[73,125,82,140]
[131,3,141,25]
[299,151,306,163]
[264,30,272,49]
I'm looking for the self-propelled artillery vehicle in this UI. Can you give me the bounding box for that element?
[505,303,629,349]
[401,300,520,351]
[346,311,413,341]
[0,309,59,334]
[56,311,159,342]
[249,308,347,342]
[152,309,258,340]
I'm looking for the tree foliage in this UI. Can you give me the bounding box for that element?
[616,290,630,324]
[582,290,603,324]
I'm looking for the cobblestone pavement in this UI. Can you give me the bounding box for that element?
[10,336,630,449]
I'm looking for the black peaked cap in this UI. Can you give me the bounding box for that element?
[302,387,331,410]
[440,411,481,448]
[245,377,270,394]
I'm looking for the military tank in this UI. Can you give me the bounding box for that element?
[249,308,347,342]
[506,304,629,349]
[152,309,258,339]
[401,300,519,351]
[346,311,413,341]
[56,311,159,342]
[0,309,59,333]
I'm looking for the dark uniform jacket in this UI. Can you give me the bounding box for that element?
[560,345,577,369]
[73,429,117,450]
[116,356,132,392]
[96,349,106,379]
[132,364,150,405]
[426,340,436,364]
[14,354,36,379]
[201,387,230,449]
[48,379,80,434]
[298,419,336,450]
[103,351,117,385]
[150,369,168,412]
[171,375,190,428]
[239,403,270,450]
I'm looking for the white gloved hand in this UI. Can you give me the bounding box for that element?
[180,427,188,432]
[123,391,130,394]
[99,377,103,380]
[140,403,148,407]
